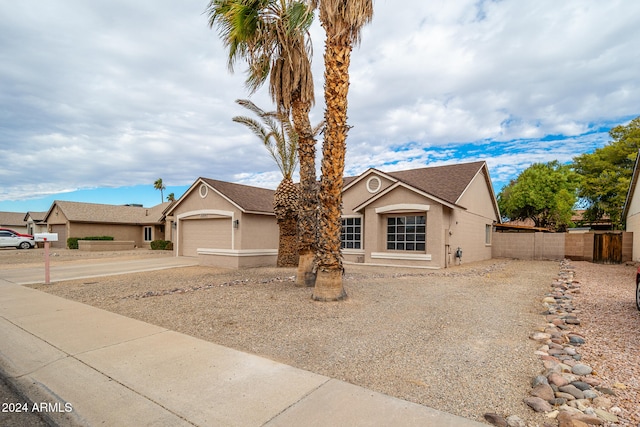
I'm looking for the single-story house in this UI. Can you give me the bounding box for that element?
[341,161,500,268]
[42,201,171,248]
[623,150,640,260]
[0,211,30,234]
[164,178,279,268]
[24,211,48,235]
[169,160,500,269]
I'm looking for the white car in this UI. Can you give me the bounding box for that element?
[0,229,36,249]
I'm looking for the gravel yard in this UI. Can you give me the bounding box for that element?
[8,249,639,426]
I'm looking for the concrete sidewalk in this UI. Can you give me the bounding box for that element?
[0,280,485,426]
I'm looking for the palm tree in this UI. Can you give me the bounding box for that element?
[166,193,176,202]
[154,178,166,203]
[207,0,320,286]
[312,0,373,301]
[233,99,300,266]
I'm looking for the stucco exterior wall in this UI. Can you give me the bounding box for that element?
[627,212,640,260]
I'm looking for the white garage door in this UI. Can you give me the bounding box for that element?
[180,218,232,257]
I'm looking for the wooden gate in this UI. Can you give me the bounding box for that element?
[593,233,622,264]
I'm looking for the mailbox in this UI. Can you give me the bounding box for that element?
[35,233,59,242]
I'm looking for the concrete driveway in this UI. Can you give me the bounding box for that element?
[0,256,198,285]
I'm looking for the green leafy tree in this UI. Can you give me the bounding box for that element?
[498,161,580,231]
[573,116,640,229]
[166,193,175,202]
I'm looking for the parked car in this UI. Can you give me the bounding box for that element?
[0,228,34,238]
[636,266,640,311]
[0,229,35,249]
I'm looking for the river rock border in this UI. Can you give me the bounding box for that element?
[485,260,622,427]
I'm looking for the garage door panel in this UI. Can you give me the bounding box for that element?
[181,218,231,257]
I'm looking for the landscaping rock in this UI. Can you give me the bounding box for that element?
[483,413,508,427]
[571,364,593,376]
[524,396,552,413]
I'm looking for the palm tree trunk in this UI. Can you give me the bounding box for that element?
[274,178,300,267]
[313,34,351,301]
[292,97,319,286]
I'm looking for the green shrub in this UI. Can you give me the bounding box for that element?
[150,240,172,250]
[67,236,114,249]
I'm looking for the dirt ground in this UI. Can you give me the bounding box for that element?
[3,248,638,425]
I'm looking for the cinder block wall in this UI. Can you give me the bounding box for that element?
[492,232,564,260]
[491,233,535,259]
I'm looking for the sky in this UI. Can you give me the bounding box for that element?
[1,0,639,213]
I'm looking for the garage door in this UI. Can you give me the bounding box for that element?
[49,225,67,248]
[180,218,232,257]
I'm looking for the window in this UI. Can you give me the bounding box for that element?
[387,215,426,251]
[341,217,362,249]
[486,224,492,245]
[144,226,152,242]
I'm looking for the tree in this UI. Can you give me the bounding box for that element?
[573,116,640,229]
[498,161,579,231]
[233,99,300,266]
[154,178,165,203]
[311,0,373,301]
[207,0,320,286]
[166,193,175,202]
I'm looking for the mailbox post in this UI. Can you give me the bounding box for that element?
[34,233,59,284]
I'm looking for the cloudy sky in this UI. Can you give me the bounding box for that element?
[1,0,639,212]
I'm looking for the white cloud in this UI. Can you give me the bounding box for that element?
[1,0,639,206]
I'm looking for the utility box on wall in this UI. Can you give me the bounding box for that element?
[34,233,59,242]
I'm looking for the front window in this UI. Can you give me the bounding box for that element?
[387,215,426,251]
[341,217,362,249]
[144,226,152,242]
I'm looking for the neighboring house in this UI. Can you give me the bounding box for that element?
[43,201,171,248]
[0,211,29,234]
[170,161,500,269]
[164,178,278,268]
[24,211,48,235]
[623,151,640,260]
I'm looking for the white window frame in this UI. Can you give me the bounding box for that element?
[144,226,152,242]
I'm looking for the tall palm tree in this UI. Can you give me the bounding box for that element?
[154,178,166,203]
[312,0,373,301]
[233,99,300,266]
[207,0,320,286]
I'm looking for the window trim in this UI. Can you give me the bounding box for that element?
[341,215,363,250]
[386,214,426,252]
[143,226,153,242]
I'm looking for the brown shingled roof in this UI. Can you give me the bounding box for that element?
[385,161,486,205]
[201,178,274,213]
[46,201,170,224]
[0,211,28,227]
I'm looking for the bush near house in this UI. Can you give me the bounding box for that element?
[67,236,114,249]
[150,240,173,250]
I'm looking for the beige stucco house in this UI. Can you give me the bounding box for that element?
[341,161,500,268]
[42,201,170,248]
[164,178,279,268]
[0,211,30,234]
[623,151,640,260]
[24,211,48,235]
[170,161,500,269]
